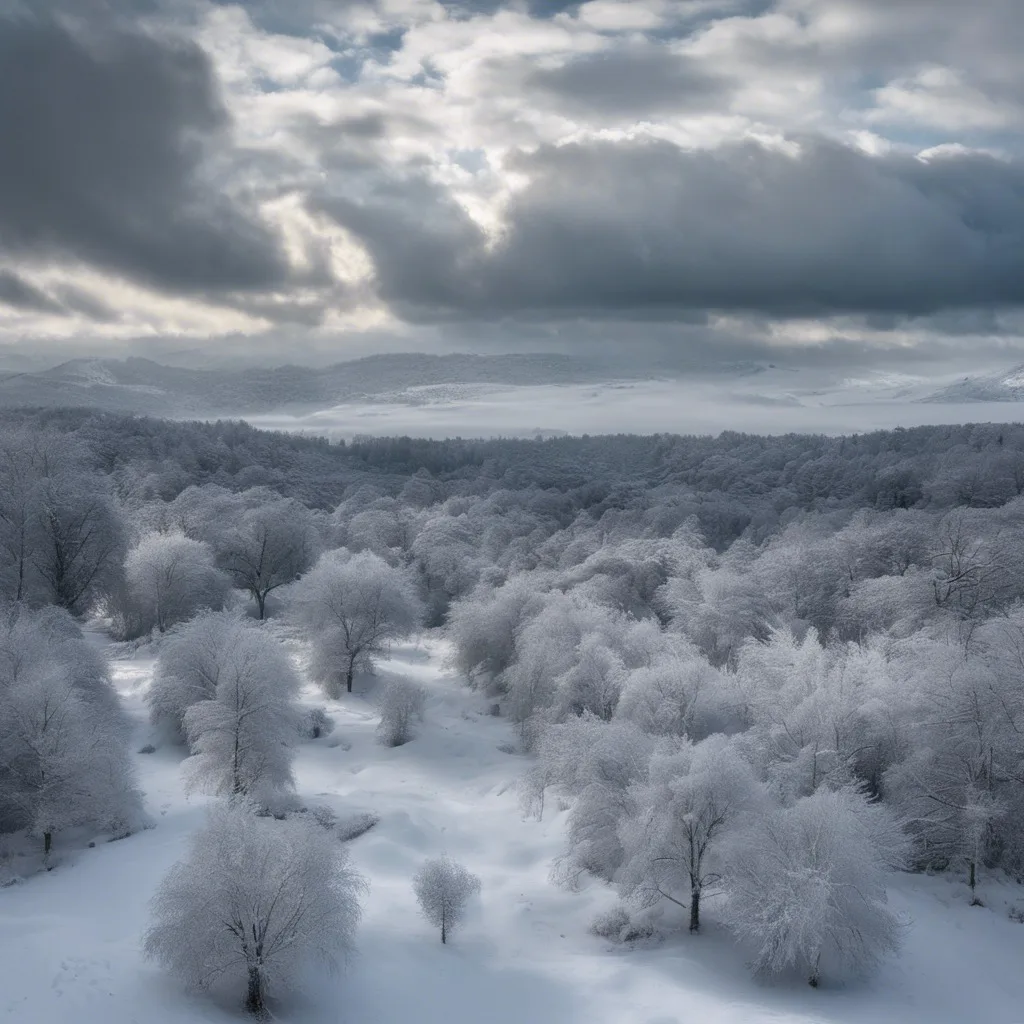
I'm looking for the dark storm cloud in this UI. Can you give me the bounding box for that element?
[322,137,1024,321]
[0,272,64,315]
[526,48,731,117]
[0,17,289,294]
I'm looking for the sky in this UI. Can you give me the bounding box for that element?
[1,0,1023,369]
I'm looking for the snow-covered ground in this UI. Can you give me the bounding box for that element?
[2,632,1024,1023]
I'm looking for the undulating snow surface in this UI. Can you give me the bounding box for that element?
[2,631,1023,1023]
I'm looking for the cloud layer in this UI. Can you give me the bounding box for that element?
[1,0,1023,366]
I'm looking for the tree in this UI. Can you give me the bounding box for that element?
[0,430,125,612]
[412,855,481,944]
[182,626,301,801]
[148,611,244,743]
[0,604,142,857]
[618,735,763,933]
[725,788,908,987]
[292,550,424,695]
[376,678,426,747]
[124,532,229,634]
[145,803,365,1017]
[217,500,317,619]
[33,475,125,614]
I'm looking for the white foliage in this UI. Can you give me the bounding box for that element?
[617,735,764,932]
[0,604,141,852]
[724,788,909,986]
[615,646,726,740]
[291,549,424,696]
[124,532,229,634]
[181,626,301,801]
[376,678,426,747]
[412,855,481,943]
[148,611,247,743]
[145,802,365,1015]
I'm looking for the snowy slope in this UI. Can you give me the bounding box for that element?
[1,632,1023,1023]
[924,364,1024,402]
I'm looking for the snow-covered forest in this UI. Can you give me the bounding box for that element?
[2,411,1024,1022]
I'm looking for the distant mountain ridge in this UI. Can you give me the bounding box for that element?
[923,365,1024,403]
[0,352,624,417]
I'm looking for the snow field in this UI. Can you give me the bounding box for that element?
[2,632,1024,1023]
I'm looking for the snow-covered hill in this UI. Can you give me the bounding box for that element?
[2,630,1022,1024]
[924,364,1024,403]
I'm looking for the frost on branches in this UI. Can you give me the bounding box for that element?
[413,855,481,944]
[0,604,142,862]
[145,802,365,1017]
[291,549,424,696]
[180,625,301,801]
[724,788,909,987]
[376,677,426,747]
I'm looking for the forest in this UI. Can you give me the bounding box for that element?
[1,409,1023,1014]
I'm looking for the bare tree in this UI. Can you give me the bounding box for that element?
[412,855,481,944]
[33,477,125,615]
[217,500,317,619]
[292,550,424,695]
[145,803,365,1017]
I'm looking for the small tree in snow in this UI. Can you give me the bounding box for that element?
[182,627,301,801]
[376,678,426,747]
[725,788,909,987]
[145,803,365,1017]
[292,549,424,695]
[413,855,481,944]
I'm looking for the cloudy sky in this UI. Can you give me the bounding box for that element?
[1,0,1023,368]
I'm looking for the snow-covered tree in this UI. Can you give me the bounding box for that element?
[0,605,141,856]
[148,612,245,743]
[145,803,365,1016]
[124,532,229,634]
[725,788,908,986]
[618,735,763,933]
[615,647,726,740]
[292,550,424,695]
[182,626,301,801]
[376,678,426,747]
[412,855,481,943]
[526,716,654,885]
[216,500,318,619]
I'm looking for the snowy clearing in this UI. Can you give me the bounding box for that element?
[2,632,1023,1024]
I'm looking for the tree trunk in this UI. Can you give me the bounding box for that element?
[256,591,266,620]
[808,951,821,988]
[441,911,446,945]
[43,830,51,857]
[245,966,265,1016]
[689,886,700,933]
[969,859,981,904]
[346,654,356,694]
